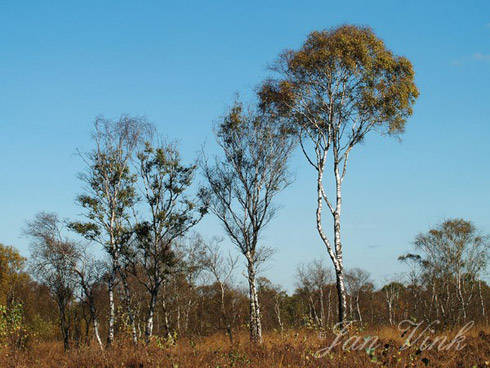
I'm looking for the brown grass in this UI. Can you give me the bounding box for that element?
[1,327,489,367]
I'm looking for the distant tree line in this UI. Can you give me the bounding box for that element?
[1,217,488,350]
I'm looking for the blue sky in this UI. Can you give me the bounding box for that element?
[1,0,489,291]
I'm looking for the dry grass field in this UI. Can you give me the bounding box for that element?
[1,327,489,368]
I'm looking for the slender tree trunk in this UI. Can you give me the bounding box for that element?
[87,295,103,349]
[247,257,262,344]
[253,284,261,340]
[456,273,467,320]
[219,282,233,344]
[184,298,192,333]
[309,294,320,326]
[176,305,181,334]
[333,145,348,328]
[319,287,325,328]
[315,164,347,328]
[107,274,115,347]
[274,295,284,334]
[478,280,486,320]
[387,297,393,326]
[356,294,362,323]
[348,294,353,320]
[161,297,171,339]
[92,316,103,349]
[145,289,158,344]
[106,224,117,347]
[58,301,70,352]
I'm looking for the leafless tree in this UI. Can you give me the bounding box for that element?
[296,260,333,328]
[25,212,77,351]
[202,237,239,343]
[202,100,294,343]
[345,268,371,323]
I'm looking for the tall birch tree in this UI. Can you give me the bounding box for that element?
[258,25,419,326]
[202,101,294,344]
[69,116,148,346]
[130,140,207,343]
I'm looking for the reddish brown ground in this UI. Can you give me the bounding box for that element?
[1,327,489,367]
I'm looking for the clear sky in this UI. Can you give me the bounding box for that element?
[1,0,489,291]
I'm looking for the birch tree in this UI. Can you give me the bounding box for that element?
[202,237,239,343]
[258,25,419,326]
[345,268,371,323]
[131,140,207,343]
[381,281,403,326]
[69,116,148,345]
[202,101,294,344]
[296,260,332,328]
[400,219,489,323]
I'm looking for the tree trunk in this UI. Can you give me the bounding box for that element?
[319,287,325,328]
[478,280,486,320]
[309,294,320,326]
[161,297,171,339]
[58,301,70,352]
[87,294,103,349]
[145,289,158,344]
[274,295,284,334]
[348,294,353,320]
[92,316,103,349]
[176,305,181,334]
[219,282,233,344]
[107,274,115,347]
[315,164,347,329]
[333,144,348,328]
[247,258,262,344]
[335,269,347,327]
[456,273,467,320]
[387,298,393,326]
[184,298,192,333]
[356,294,362,323]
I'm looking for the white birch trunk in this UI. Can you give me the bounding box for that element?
[315,163,348,328]
[107,274,115,346]
[247,257,262,344]
[93,317,103,349]
[145,290,157,344]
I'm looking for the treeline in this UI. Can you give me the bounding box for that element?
[0,25,489,352]
[0,227,488,351]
